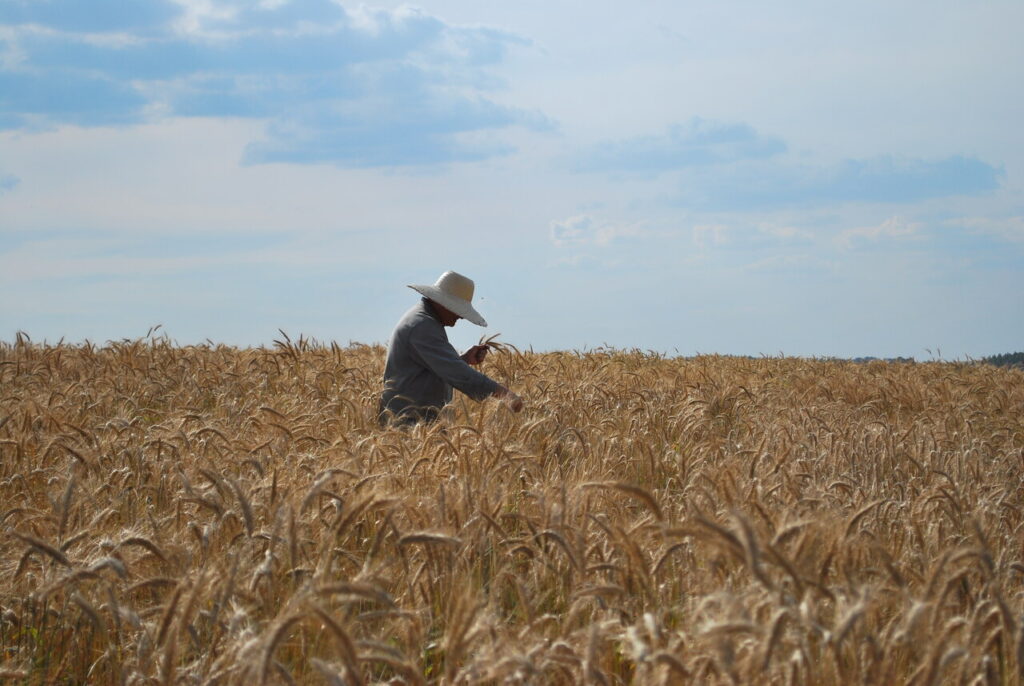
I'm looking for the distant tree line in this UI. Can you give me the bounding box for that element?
[848,353,1023,368]
[981,352,1024,368]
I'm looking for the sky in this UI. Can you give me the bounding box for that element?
[1,0,1022,359]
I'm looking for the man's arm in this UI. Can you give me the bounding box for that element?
[410,326,500,402]
[460,345,523,411]
[411,327,523,411]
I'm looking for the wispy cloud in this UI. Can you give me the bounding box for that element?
[575,118,786,174]
[838,215,923,248]
[243,83,550,166]
[0,0,552,166]
[549,214,640,247]
[692,224,814,250]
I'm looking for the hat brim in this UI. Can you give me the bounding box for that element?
[409,284,487,327]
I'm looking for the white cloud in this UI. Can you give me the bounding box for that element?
[171,0,231,34]
[549,214,591,246]
[0,0,547,166]
[690,223,815,252]
[837,216,922,248]
[549,214,639,247]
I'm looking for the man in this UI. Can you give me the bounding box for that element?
[379,270,524,426]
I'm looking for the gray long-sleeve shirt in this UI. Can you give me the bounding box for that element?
[379,298,500,424]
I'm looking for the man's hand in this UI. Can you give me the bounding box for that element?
[494,385,524,412]
[462,345,489,366]
[505,391,524,413]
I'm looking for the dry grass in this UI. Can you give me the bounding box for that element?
[1,331,1023,685]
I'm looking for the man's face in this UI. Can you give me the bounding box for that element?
[433,302,461,327]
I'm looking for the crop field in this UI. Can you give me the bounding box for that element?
[1,333,1023,685]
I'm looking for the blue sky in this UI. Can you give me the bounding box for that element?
[2,0,1022,359]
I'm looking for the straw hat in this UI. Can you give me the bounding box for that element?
[409,271,487,327]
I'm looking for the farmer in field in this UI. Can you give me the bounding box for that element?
[379,270,524,426]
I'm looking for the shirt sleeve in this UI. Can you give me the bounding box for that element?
[409,323,500,402]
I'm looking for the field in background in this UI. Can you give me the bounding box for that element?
[1,334,1023,685]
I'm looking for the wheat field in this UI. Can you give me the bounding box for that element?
[1,332,1023,685]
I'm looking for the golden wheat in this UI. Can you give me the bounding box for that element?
[1,333,1022,684]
